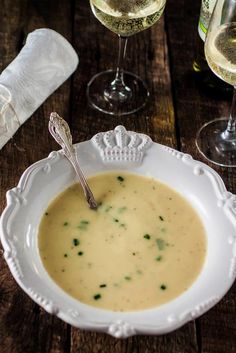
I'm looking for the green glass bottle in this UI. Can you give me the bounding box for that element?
[193,0,231,95]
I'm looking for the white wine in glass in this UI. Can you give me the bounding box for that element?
[196,0,236,167]
[87,0,166,115]
[206,24,236,85]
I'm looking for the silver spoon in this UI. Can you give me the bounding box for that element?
[48,112,97,210]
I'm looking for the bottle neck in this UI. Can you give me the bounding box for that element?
[198,0,217,41]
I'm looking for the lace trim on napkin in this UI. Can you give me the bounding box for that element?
[0,84,20,149]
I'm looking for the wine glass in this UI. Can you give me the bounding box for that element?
[87,0,166,115]
[196,0,236,167]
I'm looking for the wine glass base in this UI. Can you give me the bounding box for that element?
[196,118,236,167]
[87,70,150,116]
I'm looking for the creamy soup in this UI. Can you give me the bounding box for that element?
[38,172,206,311]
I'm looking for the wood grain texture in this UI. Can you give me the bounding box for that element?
[166,1,236,352]
[0,0,235,352]
[71,1,176,148]
[70,1,197,352]
[0,1,72,352]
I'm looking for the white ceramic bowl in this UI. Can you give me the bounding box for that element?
[1,126,236,338]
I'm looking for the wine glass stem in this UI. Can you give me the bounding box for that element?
[114,35,128,86]
[104,35,132,103]
[227,87,236,132]
[222,87,236,141]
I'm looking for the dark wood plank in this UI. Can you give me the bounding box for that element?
[70,2,198,352]
[0,1,73,352]
[71,1,176,148]
[0,0,27,72]
[166,1,236,352]
[71,325,198,353]
[0,5,29,350]
[0,1,235,352]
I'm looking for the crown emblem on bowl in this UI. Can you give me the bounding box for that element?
[92,125,152,164]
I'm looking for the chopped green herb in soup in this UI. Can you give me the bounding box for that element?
[38,172,206,311]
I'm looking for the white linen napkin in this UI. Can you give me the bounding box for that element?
[0,28,79,150]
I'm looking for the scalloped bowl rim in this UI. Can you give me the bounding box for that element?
[1,126,236,338]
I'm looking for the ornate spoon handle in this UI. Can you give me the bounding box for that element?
[49,112,97,210]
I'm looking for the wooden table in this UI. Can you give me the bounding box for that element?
[0,1,235,352]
